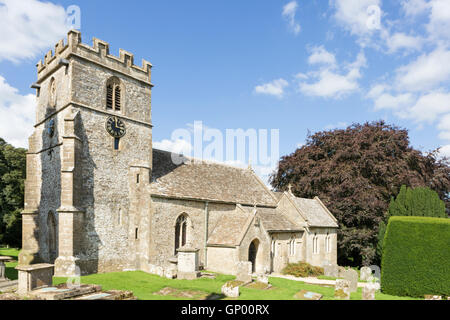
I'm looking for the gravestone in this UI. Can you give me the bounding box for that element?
[236,262,252,284]
[15,263,54,295]
[324,264,339,278]
[337,266,347,278]
[362,282,378,300]
[343,269,358,292]
[334,279,351,300]
[221,281,240,298]
[257,273,269,284]
[360,267,372,282]
[0,256,14,280]
[177,247,200,280]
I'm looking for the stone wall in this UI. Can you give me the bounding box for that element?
[149,197,237,269]
[206,246,238,275]
[305,227,337,267]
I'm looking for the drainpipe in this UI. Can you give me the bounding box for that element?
[204,201,209,269]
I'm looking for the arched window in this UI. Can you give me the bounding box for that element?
[326,233,331,253]
[271,238,276,258]
[175,214,189,254]
[47,211,57,262]
[289,236,295,256]
[313,233,319,254]
[106,77,122,112]
[49,77,57,108]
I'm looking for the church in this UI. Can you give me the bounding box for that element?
[19,30,338,277]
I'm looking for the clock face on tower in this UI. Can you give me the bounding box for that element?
[105,116,126,138]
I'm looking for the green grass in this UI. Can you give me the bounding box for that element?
[0,247,19,280]
[53,270,420,300]
[2,246,419,300]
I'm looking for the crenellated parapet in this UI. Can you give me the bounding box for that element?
[36,30,153,85]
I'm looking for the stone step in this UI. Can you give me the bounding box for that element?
[28,284,102,300]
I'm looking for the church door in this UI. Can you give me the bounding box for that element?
[248,239,259,273]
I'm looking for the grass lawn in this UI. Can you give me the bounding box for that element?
[2,247,419,300]
[54,271,419,300]
[0,247,19,280]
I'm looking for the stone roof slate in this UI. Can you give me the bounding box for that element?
[207,210,252,246]
[256,207,302,232]
[292,197,338,228]
[150,149,277,206]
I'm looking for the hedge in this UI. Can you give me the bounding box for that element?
[381,216,450,297]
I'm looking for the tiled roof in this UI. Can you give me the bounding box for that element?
[150,149,278,206]
[292,197,338,228]
[207,210,252,246]
[256,207,303,231]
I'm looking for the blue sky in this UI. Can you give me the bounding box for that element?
[0,0,449,183]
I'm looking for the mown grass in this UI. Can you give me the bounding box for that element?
[3,247,419,300]
[54,270,420,300]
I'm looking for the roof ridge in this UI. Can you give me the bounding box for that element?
[152,148,256,172]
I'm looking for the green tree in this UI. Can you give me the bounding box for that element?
[0,138,26,247]
[270,121,450,266]
[376,185,447,262]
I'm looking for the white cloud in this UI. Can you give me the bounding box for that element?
[401,0,430,17]
[386,32,424,53]
[0,76,35,148]
[427,0,450,41]
[298,51,366,99]
[0,0,69,63]
[395,48,450,92]
[332,0,381,37]
[282,1,301,35]
[324,122,348,130]
[438,114,450,140]
[307,46,336,66]
[408,91,450,122]
[373,92,415,111]
[153,138,193,155]
[254,78,289,98]
[438,144,450,158]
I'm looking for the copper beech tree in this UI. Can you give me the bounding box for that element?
[270,121,450,266]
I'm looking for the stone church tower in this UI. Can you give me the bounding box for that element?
[20,30,154,276]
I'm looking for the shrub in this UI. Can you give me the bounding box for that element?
[281,262,323,278]
[381,216,450,297]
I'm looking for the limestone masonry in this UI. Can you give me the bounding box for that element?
[19,31,338,277]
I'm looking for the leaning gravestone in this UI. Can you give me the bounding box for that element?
[236,262,252,284]
[257,273,269,284]
[334,279,351,300]
[361,282,378,300]
[324,264,339,278]
[360,267,372,282]
[221,281,241,298]
[337,266,347,278]
[343,269,358,293]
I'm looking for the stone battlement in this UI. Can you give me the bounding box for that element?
[36,30,153,85]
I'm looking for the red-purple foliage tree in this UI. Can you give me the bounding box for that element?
[270,121,450,266]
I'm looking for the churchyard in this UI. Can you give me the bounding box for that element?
[0,247,419,300]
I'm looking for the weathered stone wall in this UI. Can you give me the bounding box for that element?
[206,246,238,275]
[305,227,337,267]
[238,216,271,274]
[74,106,152,274]
[149,197,238,269]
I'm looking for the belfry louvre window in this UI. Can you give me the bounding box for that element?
[106,77,122,111]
